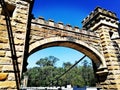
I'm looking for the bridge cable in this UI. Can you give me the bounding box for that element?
[51,55,86,86]
[0,0,20,90]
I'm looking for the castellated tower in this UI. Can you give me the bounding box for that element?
[0,0,33,89]
[82,7,120,89]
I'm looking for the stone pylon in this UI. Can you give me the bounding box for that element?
[82,7,120,89]
[0,0,33,89]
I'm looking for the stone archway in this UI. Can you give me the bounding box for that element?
[28,37,108,76]
[0,0,120,89]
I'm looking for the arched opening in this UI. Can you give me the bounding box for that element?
[21,40,108,89]
[29,39,107,70]
[23,46,97,88]
[27,47,86,68]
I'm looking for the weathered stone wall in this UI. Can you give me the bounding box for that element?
[29,17,109,86]
[29,18,106,66]
[0,1,120,90]
[82,7,120,90]
[30,18,101,53]
[98,26,120,90]
[0,0,30,89]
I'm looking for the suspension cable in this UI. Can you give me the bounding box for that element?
[56,55,86,80]
[0,0,20,89]
[50,55,86,86]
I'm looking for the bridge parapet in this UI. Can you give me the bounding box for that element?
[31,17,99,38]
[30,18,102,55]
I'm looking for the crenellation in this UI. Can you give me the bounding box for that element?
[82,7,119,29]
[65,24,72,30]
[31,17,98,37]
[73,26,80,32]
[57,22,64,29]
[37,16,45,24]
[32,18,99,38]
[48,19,54,26]
[31,17,99,38]
[89,11,94,17]
[95,7,117,19]
[32,18,78,32]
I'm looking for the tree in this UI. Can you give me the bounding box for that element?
[49,56,59,66]
[25,56,59,86]
[24,56,96,87]
[63,62,72,68]
[81,60,96,86]
[36,56,59,67]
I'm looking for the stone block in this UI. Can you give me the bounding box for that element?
[16,9,28,14]
[102,84,118,89]
[0,37,8,43]
[8,73,15,81]
[108,66,119,70]
[116,79,120,84]
[0,44,3,50]
[107,75,115,80]
[0,43,10,50]
[14,17,27,24]
[107,61,119,66]
[104,53,116,58]
[15,33,25,40]
[17,0,28,6]
[0,15,5,20]
[31,26,40,31]
[0,19,6,25]
[0,57,11,64]
[16,52,23,58]
[0,51,5,57]
[14,38,24,45]
[5,51,11,57]
[109,70,120,75]
[15,28,26,33]
[0,73,8,81]
[15,45,24,52]
[108,85,117,89]
[11,26,16,32]
[17,58,22,64]
[91,39,99,43]
[110,80,117,84]
[2,65,14,72]
[0,81,16,89]
[0,31,7,37]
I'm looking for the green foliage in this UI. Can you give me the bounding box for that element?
[36,56,59,67]
[24,56,96,87]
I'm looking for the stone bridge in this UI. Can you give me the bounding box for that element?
[0,0,120,89]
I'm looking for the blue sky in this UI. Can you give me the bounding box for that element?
[28,0,120,68]
[28,47,89,68]
[32,0,120,27]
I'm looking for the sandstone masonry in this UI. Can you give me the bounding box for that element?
[0,0,120,90]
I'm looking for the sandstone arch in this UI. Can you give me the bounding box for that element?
[0,0,120,89]
[29,37,107,74]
